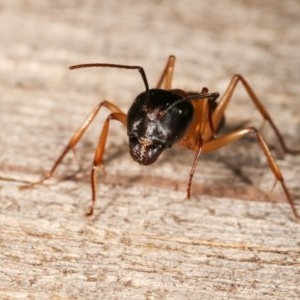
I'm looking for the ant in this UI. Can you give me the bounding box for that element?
[21,55,300,219]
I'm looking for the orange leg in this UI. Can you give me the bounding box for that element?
[156,55,176,89]
[202,126,299,220]
[211,74,300,154]
[87,112,126,216]
[186,135,204,199]
[20,100,125,190]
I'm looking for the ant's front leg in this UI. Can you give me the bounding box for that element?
[87,112,126,216]
[20,101,125,191]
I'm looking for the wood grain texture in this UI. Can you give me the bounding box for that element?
[1,1,300,299]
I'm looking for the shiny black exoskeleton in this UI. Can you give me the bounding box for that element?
[127,89,194,165]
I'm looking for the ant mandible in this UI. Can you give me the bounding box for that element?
[21,55,300,219]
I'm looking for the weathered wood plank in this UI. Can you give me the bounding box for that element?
[0,1,300,299]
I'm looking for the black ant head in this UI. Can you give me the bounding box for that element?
[127,89,194,165]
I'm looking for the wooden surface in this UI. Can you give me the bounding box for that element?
[1,1,300,299]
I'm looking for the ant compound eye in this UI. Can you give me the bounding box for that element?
[178,108,187,116]
[176,105,190,117]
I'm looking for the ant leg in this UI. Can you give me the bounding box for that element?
[87,112,126,216]
[212,74,300,154]
[185,97,219,199]
[186,136,204,199]
[20,100,125,190]
[202,127,299,220]
[156,55,176,89]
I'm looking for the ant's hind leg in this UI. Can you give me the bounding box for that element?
[20,101,125,190]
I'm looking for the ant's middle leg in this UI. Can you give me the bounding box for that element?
[212,74,300,154]
[202,126,299,220]
[156,55,176,89]
[20,100,125,190]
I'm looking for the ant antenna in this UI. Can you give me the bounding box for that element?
[163,92,219,115]
[69,63,150,104]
